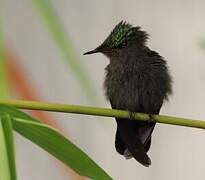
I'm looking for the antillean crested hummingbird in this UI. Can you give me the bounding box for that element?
[84,21,172,167]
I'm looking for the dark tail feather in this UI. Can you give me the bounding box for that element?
[137,122,155,144]
[144,137,151,152]
[116,118,151,167]
[115,126,152,154]
[115,128,126,155]
[137,122,155,152]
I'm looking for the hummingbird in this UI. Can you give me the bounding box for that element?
[84,21,172,167]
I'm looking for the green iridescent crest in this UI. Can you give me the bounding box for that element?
[100,21,148,49]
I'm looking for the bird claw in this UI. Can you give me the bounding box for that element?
[128,111,135,120]
[148,114,155,123]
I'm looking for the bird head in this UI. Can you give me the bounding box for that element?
[84,21,148,57]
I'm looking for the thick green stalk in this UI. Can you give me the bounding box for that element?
[0,115,17,180]
[0,99,205,129]
[0,116,11,180]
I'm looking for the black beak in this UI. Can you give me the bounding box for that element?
[83,49,99,55]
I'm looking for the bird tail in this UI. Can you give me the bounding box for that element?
[115,118,155,167]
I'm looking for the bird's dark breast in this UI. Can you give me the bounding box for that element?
[104,60,170,113]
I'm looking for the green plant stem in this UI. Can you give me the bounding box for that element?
[0,99,205,129]
[0,114,17,180]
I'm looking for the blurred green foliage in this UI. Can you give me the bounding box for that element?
[0,2,112,179]
[0,23,17,180]
[31,0,99,104]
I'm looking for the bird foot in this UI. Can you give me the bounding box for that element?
[148,114,155,123]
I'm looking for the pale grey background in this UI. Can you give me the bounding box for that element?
[1,0,205,179]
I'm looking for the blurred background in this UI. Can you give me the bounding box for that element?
[1,0,205,179]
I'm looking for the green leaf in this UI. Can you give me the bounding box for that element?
[0,105,112,180]
[31,0,98,104]
[0,114,17,180]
